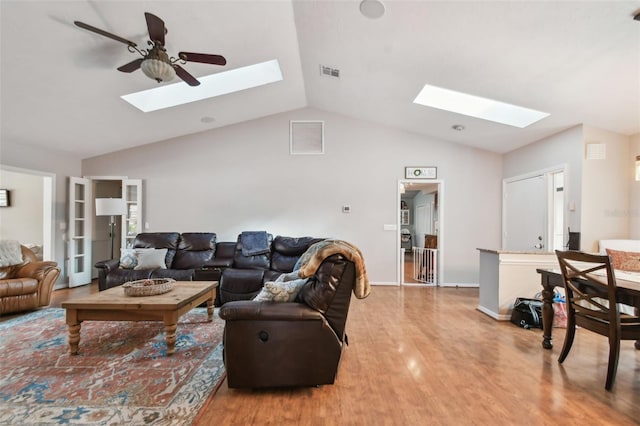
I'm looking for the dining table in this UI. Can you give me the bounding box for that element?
[536,268,640,350]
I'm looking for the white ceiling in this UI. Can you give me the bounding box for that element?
[2,0,639,159]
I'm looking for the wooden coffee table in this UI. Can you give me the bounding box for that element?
[61,281,218,356]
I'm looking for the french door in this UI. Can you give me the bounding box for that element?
[68,177,143,286]
[122,179,143,248]
[68,177,92,287]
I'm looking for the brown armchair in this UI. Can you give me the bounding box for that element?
[219,253,357,388]
[0,245,60,315]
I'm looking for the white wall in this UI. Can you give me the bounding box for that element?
[0,169,43,244]
[82,107,503,285]
[502,125,584,238]
[581,125,630,251]
[630,133,640,239]
[504,124,636,253]
[1,140,84,283]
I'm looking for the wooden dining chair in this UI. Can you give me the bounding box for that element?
[555,250,640,390]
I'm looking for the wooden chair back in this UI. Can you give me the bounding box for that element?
[555,249,640,390]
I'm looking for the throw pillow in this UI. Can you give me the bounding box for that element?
[606,248,640,272]
[134,248,168,270]
[119,248,138,269]
[253,278,308,302]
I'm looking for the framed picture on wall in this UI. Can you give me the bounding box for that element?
[0,189,9,207]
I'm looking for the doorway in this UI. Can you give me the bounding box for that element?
[0,165,55,261]
[398,179,442,286]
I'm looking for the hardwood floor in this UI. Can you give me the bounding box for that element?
[11,283,640,425]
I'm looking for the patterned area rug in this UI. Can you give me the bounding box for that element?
[0,307,226,425]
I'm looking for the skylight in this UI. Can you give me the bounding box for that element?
[413,84,549,128]
[121,59,283,112]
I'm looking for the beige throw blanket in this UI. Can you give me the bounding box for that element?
[294,239,371,299]
[0,240,23,267]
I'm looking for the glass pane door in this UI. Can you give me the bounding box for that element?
[68,177,92,287]
[122,179,143,249]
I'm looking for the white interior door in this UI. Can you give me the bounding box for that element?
[503,175,547,251]
[68,177,92,287]
[415,203,432,246]
[122,179,143,249]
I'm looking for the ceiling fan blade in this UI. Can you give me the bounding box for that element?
[74,21,137,47]
[178,52,227,66]
[145,12,166,46]
[174,65,200,86]
[117,58,144,73]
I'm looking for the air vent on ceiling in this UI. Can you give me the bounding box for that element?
[320,65,340,78]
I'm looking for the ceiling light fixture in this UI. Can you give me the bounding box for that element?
[414,84,550,128]
[139,44,175,83]
[360,0,385,19]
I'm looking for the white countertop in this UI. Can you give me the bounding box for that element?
[477,248,555,255]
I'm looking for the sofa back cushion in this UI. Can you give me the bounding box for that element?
[233,233,273,269]
[172,233,217,269]
[133,232,180,268]
[270,236,325,273]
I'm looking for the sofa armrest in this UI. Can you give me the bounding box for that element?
[95,259,120,291]
[95,259,120,273]
[219,300,324,322]
[15,261,58,280]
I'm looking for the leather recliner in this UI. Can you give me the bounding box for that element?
[0,245,60,315]
[219,253,355,388]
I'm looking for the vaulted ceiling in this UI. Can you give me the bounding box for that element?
[2,0,639,159]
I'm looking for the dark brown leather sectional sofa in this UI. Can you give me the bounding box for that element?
[94,232,323,305]
[95,231,363,388]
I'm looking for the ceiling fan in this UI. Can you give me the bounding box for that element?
[74,12,226,86]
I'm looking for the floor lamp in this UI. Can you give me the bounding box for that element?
[95,198,127,259]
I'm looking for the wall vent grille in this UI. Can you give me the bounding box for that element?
[320,65,340,78]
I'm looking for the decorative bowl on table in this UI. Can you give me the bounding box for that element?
[122,278,175,297]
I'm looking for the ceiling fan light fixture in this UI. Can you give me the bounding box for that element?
[141,58,175,83]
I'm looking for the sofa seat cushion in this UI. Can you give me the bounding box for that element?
[150,269,194,281]
[105,269,153,289]
[0,278,38,297]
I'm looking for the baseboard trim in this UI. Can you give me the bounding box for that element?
[440,282,479,288]
[476,305,510,321]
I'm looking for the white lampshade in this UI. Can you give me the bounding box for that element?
[95,198,126,216]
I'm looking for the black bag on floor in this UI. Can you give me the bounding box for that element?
[510,298,543,329]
